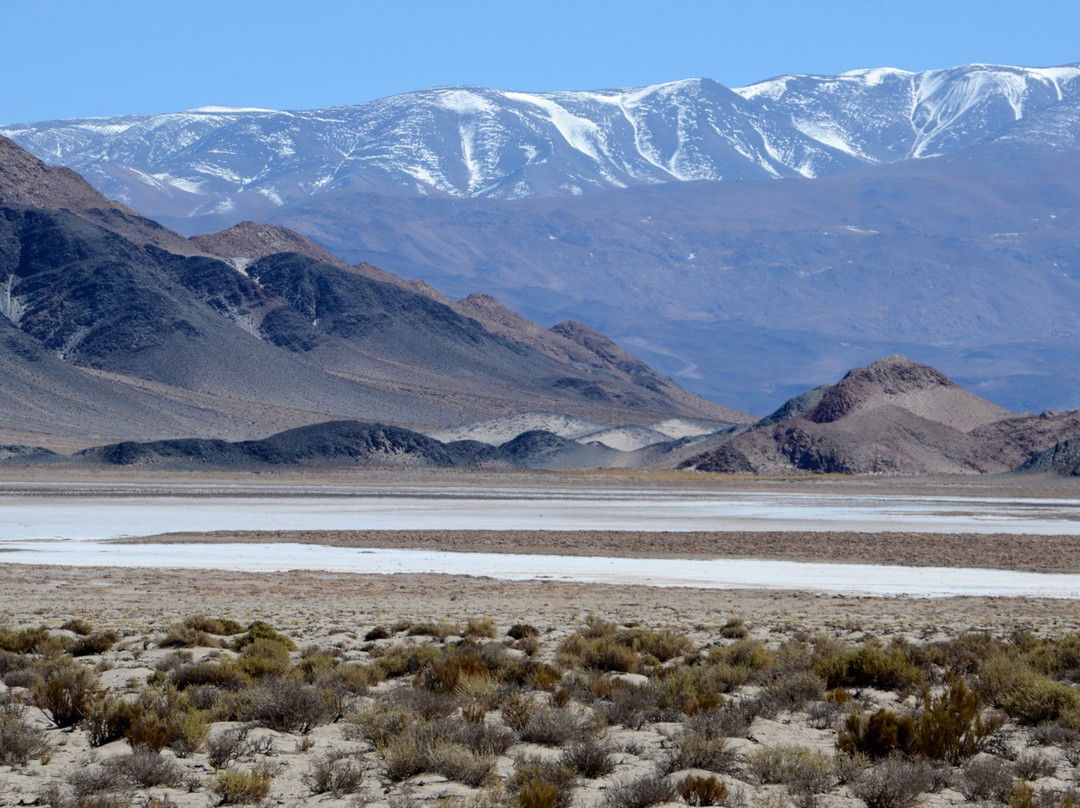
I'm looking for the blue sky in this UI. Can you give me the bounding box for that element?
[5,0,1078,124]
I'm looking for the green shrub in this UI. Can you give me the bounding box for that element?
[818,642,924,693]
[238,638,292,678]
[231,620,296,652]
[507,758,576,808]
[1002,676,1080,725]
[464,617,498,639]
[746,743,834,794]
[211,762,275,804]
[169,657,246,691]
[0,627,62,654]
[184,615,243,636]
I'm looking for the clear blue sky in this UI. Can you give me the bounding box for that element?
[4,0,1078,124]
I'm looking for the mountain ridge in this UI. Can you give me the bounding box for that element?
[5,63,1079,221]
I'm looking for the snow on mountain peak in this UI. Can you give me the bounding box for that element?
[7,62,1080,217]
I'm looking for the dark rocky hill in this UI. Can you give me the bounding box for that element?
[681,357,1080,475]
[0,137,737,447]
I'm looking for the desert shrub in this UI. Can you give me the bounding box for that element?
[388,684,459,719]
[346,702,415,747]
[426,740,496,786]
[454,718,517,756]
[169,657,245,691]
[0,650,29,678]
[818,641,924,693]
[520,705,592,746]
[850,756,933,808]
[711,638,774,677]
[106,748,182,788]
[240,676,328,733]
[581,615,617,639]
[509,623,540,640]
[0,704,47,765]
[231,620,297,652]
[364,625,391,641]
[838,709,916,759]
[914,675,999,763]
[834,750,871,784]
[602,773,676,808]
[746,743,834,794]
[507,758,577,808]
[500,690,537,731]
[560,734,615,778]
[303,660,370,716]
[119,685,208,756]
[184,615,243,636]
[1015,749,1058,781]
[382,732,494,786]
[237,638,292,678]
[956,755,1015,801]
[32,655,99,727]
[1004,676,1080,725]
[760,670,826,716]
[976,654,1080,724]
[303,749,364,796]
[159,622,220,649]
[660,725,738,775]
[207,724,255,769]
[0,626,61,654]
[464,617,498,639]
[68,763,128,798]
[210,761,275,804]
[1029,633,1080,679]
[678,773,728,806]
[85,693,138,747]
[406,620,459,639]
[60,618,94,636]
[720,617,748,639]
[648,666,724,717]
[71,631,119,657]
[581,636,640,673]
[623,627,693,662]
[368,642,439,680]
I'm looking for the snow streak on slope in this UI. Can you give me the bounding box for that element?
[4,63,1080,216]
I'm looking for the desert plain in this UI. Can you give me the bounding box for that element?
[4,469,1080,808]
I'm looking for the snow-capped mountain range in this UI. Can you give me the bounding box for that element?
[4,63,1080,222]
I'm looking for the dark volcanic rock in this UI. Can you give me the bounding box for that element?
[1018,436,1080,476]
[79,421,498,469]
